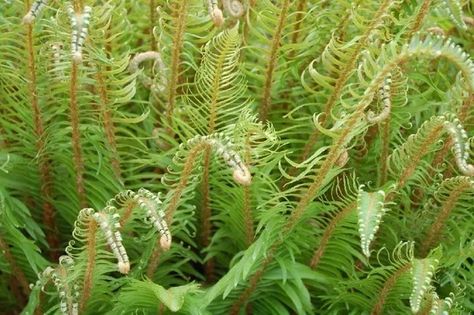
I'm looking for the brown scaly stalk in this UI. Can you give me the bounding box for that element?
[297,0,392,164]
[119,200,136,227]
[165,0,188,135]
[288,0,306,59]
[309,202,355,269]
[147,143,206,277]
[419,178,472,257]
[406,0,432,38]
[24,1,60,258]
[378,117,391,186]
[242,133,254,246]
[96,69,122,181]
[201,148,215,281]
[70,60,87,208]
[150,0,157,51]
[258,0,291,122]
[0,235,30,305]
[79,219,97,314]
[370,263,411,315]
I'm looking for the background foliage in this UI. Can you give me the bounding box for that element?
[0,0,473,314]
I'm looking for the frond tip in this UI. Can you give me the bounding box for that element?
[410,257,439,313]
[187,134,252,186]
[366,74,392,124]
[135,189,172,250]
[357,185,387,257]
[208,0,224,27]
[67,4,92,64]
[442,115,474,176]
[23,0,49,24]
[92,209,130,274]
[129,51,167,93]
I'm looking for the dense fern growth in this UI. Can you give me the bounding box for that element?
[1,0,474,314]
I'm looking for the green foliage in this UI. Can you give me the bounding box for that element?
[0,0,473,314]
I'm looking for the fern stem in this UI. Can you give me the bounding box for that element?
[229,253,274,315]
[406,0,432,38]
[288,0,307,58]
[150,0,157,51]
[79,219,97,313]
[309,202,355,269]
[200,147,215,281]
[393,125,444,191]
[0,235,30,301]
[70,62,87,208]
[119,200,136,228]
[25,11,60,258]
[298,0,392,163]
[165,0,188,135]
[419,178,471,257]
[258,0,291,122]
[73,0,83,13]
[242,134,254,246]
[378,118,391,186]
[370,263,411,315]
[147,143,206,277]
[96,69,122,181]
[289,109,363,228]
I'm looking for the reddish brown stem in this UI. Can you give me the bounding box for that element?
[25,11,60,259]
[309,202,355,269]
[371,263,411,315]
[96,70,121,181]
[147,143,205,277]
[79,219,97,313]
[70,62,87,208]
[0,235,30,303]
[419,179,471,257]
[165,0,188,135]
[258,0,291,121]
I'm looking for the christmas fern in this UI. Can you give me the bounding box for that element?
[0,0,473,314]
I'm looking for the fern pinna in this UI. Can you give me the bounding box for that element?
[0,0,473,314]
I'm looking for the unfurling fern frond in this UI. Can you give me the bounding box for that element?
[410,254,439,313]
[357,185,387,257]
[183,25,248,136]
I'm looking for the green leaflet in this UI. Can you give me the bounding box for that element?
[442,0,467,30]
[356,185,386,257]
[430,291,455,315]
[110,279,201,313]
[410,257,439,313]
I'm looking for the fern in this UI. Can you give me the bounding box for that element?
[1,1,474,314]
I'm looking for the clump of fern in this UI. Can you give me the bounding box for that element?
[0,0,473,314]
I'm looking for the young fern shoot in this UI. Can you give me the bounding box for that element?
[187,134,252,186]
[443,115,474,176]
[366,74,392,124]
[23,0,49,24]
[135,189,172,250]
[222,0,244,18]
[41,256,79,315]
[357,185,387,258]
[410,257,439,313]
[92,209,130,274]
[67,4,92,64]
[207,0,224,27]
[129,51,167,93]
[108,189,172,250]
